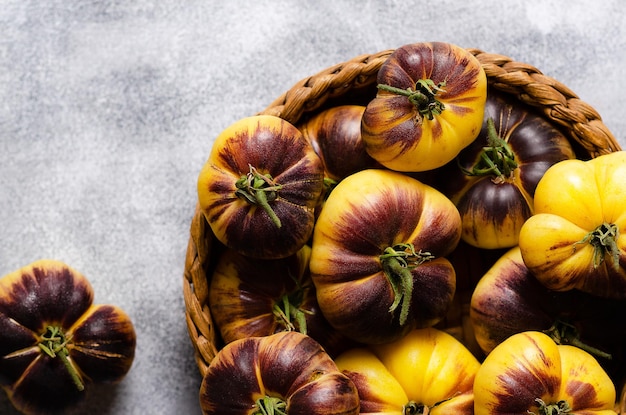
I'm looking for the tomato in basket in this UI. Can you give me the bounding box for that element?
[519,150,626,298]
[438,90,575,249]
[208,245,353,357]
[474,331,617,414]
[470,246,626,382]
[198,331,360,415]
[299,104,381,185]
[361,41,487,172]
[299,105,382,216]
[335,327,480,414]
[309,168,461,344]
[197,114,324,259]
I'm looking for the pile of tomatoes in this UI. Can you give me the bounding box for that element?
[195,41,626,414]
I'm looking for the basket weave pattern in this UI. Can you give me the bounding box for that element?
[183,48,621,378]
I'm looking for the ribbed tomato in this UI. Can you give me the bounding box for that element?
[474,331,617,414]
[519,151,626,298]
[197,115,324,259]
[198,331,360,415]
[208,245,352,357]
[439,90,575,249]
[310,169,461,344]
[335,328,480,414]
[470,247,625,382]
[361,41,487,172]
[299,105,381,216]
[299,105,380,184]
[0,260,136,415]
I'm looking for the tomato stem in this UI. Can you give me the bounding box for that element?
[38,325,85,392]
[380,243,435,326]
[254,395,287,415]
[321,177,338,201]
[403,394,457,414]
[459,117,518,182]
[235,164,283,228]
[544,319,612,360]
[403,401,428,414]
[377,79,446,121]
[531,398,572,415]
[574,222,620,270]
[272,277,312,335]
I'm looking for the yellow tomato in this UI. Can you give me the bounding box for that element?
[334,328,480,414]
[361,42,487,172]
[474,331,616,414]
[519,151,626,298]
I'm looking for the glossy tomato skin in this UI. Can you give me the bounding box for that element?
[198,331,360,415]
[439,90,575,249]
[361,42,487,172]
[470,247,626,381]
[197,115,324,259]
[335,328,480,414]
[299,105,381,182]
[208,245,353,357]
[310,169,461,344]
[474,331,617,414]
[519,151,626,298]
[0,260,136,415]
[299,105,382,217]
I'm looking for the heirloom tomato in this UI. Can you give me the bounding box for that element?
[361,41,487,172]
[299,105,381,216]
[474,331,617,415]
[197,114,324,259]
[0,260,136,415]
[198,331,360,415]
[519,151,626,298]
[470,247,625,381]
[299,105,380,186]
[440,90,575,249]
[208,245,352,357]
[309,169,461,344]
[335,327,480,414]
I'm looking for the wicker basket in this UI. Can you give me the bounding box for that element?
[183,48,622,380]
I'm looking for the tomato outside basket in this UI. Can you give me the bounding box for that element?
[182,48,622,387]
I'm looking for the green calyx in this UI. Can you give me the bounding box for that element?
[403,401,428,415]
[273,278,312,335]
[235,164,283,228]
[321,177,338,201]
[377,79,446,121]
[531,398,572,415]
[380,243,435,326]
[544,319,612,361]
[574,222,620,270]
[460,117,518,182]
[253,395,287,415]
[38,325,85,391]
[403,395,456,414]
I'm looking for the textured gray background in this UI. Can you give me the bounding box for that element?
[1,1,625,414]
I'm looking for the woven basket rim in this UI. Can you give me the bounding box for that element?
[183,47,622,378]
